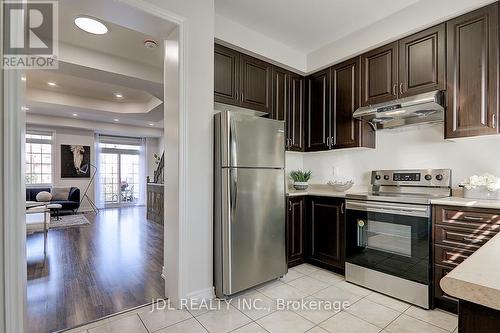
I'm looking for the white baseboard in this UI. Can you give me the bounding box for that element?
[186,286,215,301]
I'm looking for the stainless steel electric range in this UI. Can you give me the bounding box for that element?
[345,169,452,309]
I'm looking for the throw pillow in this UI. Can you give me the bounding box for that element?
[36,191,52,202]
[52,187,71,201]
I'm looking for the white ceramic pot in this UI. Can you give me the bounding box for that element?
[293,182,309,190]
[463,186,500,200]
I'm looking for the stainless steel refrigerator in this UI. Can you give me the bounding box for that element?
[214,110,287,298]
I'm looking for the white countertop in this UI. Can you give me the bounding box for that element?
[441,231,500,311]
[286,184,368,198]
[431,196,500,209]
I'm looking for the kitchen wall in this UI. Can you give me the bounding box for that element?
[287,123,500,188]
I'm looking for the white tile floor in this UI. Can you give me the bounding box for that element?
[63,264,458,333]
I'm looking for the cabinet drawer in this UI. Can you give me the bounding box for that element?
[435,225,496,249]
[434,264,458,303]
[436,206,500,230]
[434,244,475,267]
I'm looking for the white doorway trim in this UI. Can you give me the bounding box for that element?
[1,1,189,332]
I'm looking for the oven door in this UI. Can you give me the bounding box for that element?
[345,200,431,285]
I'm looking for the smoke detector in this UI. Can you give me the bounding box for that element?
[144,39,158,49]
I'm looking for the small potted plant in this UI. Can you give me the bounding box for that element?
[290,169,312,190]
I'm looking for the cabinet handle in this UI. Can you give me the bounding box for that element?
[463,237,484,244]
[393,84,397,96]
[492,114,497,128]
[341,202,345,214]
[326,137,331,148]
[289,200,292,211]
[463,215,483,221]
[399,83,404,95]
[241,92,244,101]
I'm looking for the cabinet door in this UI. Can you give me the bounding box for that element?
[308,197,345,270]
[332,58,360,148]
[240,54,273,113]
[289,73,305,151]
[272,67,289,121]
[399,24,446,97]
[214,44,240,106]
[287,196,305,267]
[446,3,498,138]
[360,42,398,106]
[306,69,330,151]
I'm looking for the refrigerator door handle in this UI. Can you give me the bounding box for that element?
[230,168,238,219]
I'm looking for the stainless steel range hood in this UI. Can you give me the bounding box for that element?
[353,90,445,129]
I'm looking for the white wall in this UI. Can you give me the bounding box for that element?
[296,123,500,188]
[149,0,215,303]
[307,0,496,71]
[26,126,96,211]
[215,14,307,73]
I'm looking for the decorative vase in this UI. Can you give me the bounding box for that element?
[293,182,309,190]
[463,186,500,200]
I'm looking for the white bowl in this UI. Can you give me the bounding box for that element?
[327,180,354,192]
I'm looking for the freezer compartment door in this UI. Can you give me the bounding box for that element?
[220,111,285,168]
[224,167,286,296]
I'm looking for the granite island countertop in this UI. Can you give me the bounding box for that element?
[440,231,500,311]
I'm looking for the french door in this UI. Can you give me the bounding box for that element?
[100,151,141,206]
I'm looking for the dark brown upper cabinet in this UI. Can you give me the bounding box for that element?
[287,196,305,267]
[445,3,499,139]
[214,44,240,105]
[272,67,288,121]
[398,24,446,97]
[332,58,375,149]
[307,196,345,271]
[289,73,305,151]
[361,42,398,106]
[214,44,272,114]
[272,68,305,151]
[239,54,272,113]
[306,69,331,151]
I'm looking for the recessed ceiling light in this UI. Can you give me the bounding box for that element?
[149,123,154,126]
[47,82,57,86]
[72,113,78,117]
[21,106,29,111]
[113,118,119,122]
[114,93,123,98]
[74,16,108,35]
[21,76,26,81]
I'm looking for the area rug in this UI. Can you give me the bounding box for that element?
[49,214,91,229]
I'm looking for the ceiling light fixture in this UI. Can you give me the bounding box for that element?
[144,39,158,49]
[149,123,154,126]
[113,118,119,122]
[72,113,78,117]
[47,81,57,86]
[21,76,26,81]
[21,106,29,111]
[114,93,123,98]
[74,16,108,35]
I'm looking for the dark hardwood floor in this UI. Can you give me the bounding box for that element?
[26,206,165,333]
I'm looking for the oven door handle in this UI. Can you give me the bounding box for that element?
[346,200,430,218]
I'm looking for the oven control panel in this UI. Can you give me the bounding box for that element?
[371,169,451,187]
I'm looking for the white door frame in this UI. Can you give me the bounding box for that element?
[1,1,189,331]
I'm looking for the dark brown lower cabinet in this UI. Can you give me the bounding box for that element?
[286,196,306,267]
[458,300,500,333]
[433,205,500,313]
[307,196,345,271]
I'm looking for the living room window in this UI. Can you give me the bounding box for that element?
[26,131,53,185]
